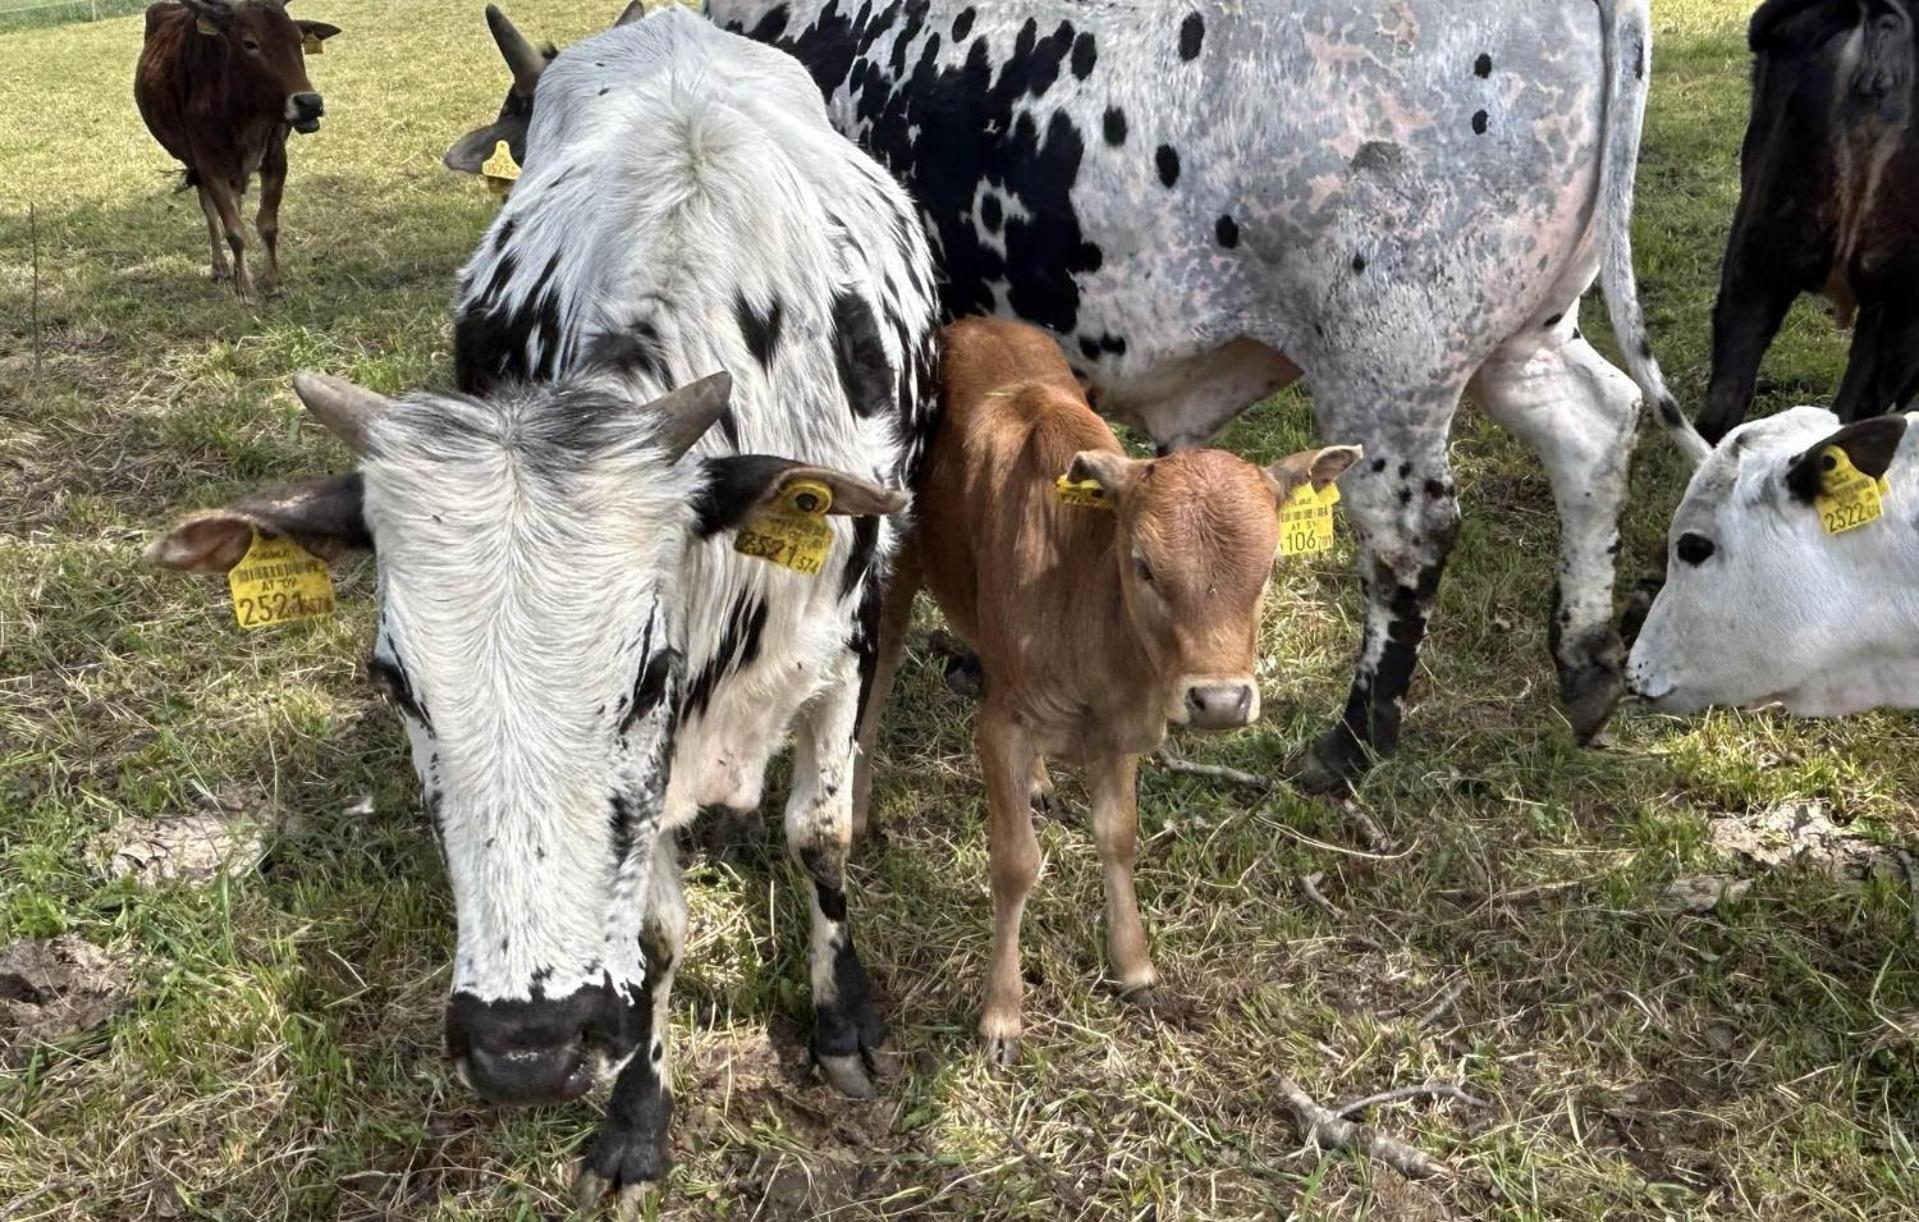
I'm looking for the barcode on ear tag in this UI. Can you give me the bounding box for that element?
[228,531,336,630]
[1279,482,1340,556]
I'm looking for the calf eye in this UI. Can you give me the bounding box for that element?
[1132,553,1155,584]
[1675,532,1716,567]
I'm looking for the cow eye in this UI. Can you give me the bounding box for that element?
[1675,532,1716,567]
[1132,553,1155,585]
[242,37,261,53]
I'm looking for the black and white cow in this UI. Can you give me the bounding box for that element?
[1697,0,1919,444]
[1628,408,1919,715]
[150,5,939,1205]
[699,0,1712,787]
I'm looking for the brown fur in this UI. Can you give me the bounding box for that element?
[134,1,338,300]
[853,317,1359,1060]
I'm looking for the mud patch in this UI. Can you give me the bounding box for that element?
[0,934,133,1064]
[1709,802,1904,886]
[92,786,284,885]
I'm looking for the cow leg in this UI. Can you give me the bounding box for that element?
[579,839,685,1208]
[786,653,884,1098]
[255,131,288,295]
[1698,260,1798,443]
[1473,327,1642,744]
[201,177,254,302]
[1295,386,1465,792]
[195,184,231,284]
[1096,338,1304,452]
[1833,301,1919,423]
[1088,752,1154,1003]
[851,544,920,839]
[976,703,1040,1064]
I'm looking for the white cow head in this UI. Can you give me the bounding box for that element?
[1627,406,1916,716]
[149,368,903,1105]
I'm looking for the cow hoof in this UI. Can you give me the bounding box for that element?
[943,651,984,699]
[208,266,231,284]
[576,1124,668,1216]
[699,804,767,868]
[982,1033,1021,1066]
[1558,629,1624,746]
[1116,983,1157,1012]
[816,1050,879,1098]
[1290,731,1369,795]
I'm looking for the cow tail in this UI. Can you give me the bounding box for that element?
[176,167,200,193]
[1595,0,1711,464]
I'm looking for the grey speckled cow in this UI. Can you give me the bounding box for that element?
[708,0,1711,786]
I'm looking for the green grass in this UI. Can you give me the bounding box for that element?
[1,1,1915,1217]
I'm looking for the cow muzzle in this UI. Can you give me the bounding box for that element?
[287,93,324,134]
[1175,678,1260,730]
[444,984,631,1107]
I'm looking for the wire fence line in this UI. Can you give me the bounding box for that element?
[0,0,149,32]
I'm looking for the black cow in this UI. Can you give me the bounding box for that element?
[1700,0,1919,444]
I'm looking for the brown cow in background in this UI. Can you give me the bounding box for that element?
[853,318,1360,1064]
[135,1,340,301]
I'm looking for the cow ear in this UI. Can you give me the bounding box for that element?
[1264,444,1364,501]
[1065,450,1140,500]
[296,20,342,42]
[694,456,908,536]
[1783,416,1909,505]
[1857,4,1913,99]
[444,119,527,175]
[614,1,646,26]
[147,474,371,573]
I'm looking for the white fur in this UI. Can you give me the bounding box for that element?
[1628,408,1919,716]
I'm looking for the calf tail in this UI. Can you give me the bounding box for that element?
[1594,0,1712,464]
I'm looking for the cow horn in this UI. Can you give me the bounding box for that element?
[293,371,392,455]
[485,5,546,95]
[648,371,734,461]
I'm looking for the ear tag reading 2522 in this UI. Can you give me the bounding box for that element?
[1280,481,1341,556]
[482,141,521,196]
[1053,474,1112,510]
[228,530,335,631]
[735,480,835,576]
[1815,447,1891,536]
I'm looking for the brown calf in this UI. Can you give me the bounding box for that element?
[134,1,340,301]
[854,318,1359,1063]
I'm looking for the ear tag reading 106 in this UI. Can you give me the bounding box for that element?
[227,530,336,630]
[735,480,835,576]
[304,34,324,55]
[1279,481,1341,556]
[1053,474,1113,510]
[1815,446,1891,536]
[482,141,521,196]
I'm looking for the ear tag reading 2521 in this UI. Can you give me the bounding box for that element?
[735,480,835,576]
[1279,481,1341,556]
[1815,447,1891,536]
[1053,474,1112,510]
[228,530,335,631]
[482,141,521,196]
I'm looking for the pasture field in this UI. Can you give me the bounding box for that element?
[1,1,1915,1217]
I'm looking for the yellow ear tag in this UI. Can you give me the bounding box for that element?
[195,16,218,35]
[482,140,521,195]
[1053,474,1113,510]
[227,530,336,630]
[1814,446,1891,536]
[735,480,835,576]
[303,34,324,55]
[1279,481,1341,556]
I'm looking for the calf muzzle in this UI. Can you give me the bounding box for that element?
[288,93,324,134]
[445,982,633,1106]
[1181,680,1258,730]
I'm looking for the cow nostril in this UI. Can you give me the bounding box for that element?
[1186,684,1255,727]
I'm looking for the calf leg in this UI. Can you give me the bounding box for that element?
[1295,387,1466,792]
[255,132,287,295]
[1087,753,1154,1002]
[1473,326,1642,743]
[851,545,920,839]
[195,184,231,283]
[976,705,1041,1064]
[579,839,686,1208]
[787,652,884,1097]
[200,175,255,302]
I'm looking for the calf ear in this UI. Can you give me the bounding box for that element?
[1065,450,1141,499]
[296,21,343,43]
[1857,4,1913,99]
[1264,444,1364,500]
[1783,416,1908,504]
[444,119,528,175]
[694,457,908,537]
[147,474,370,572]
